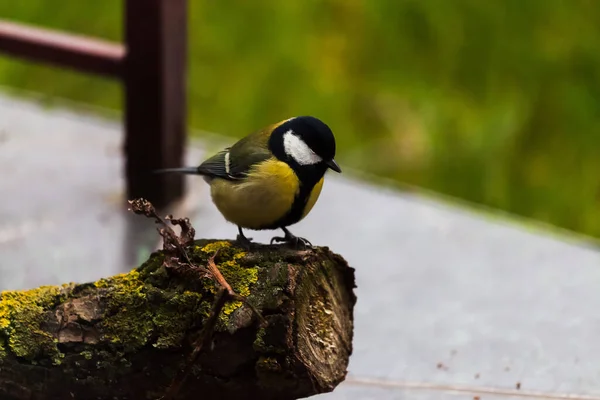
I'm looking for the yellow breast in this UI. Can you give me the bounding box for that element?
[302,177,324,219]
[209,159,300,229]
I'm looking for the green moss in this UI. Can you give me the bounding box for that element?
[0,241,264,364]
[248,261,289,311]
[152,291,208,349]
[198,241,234,255]
[96,273,204,351]
[253,328,266,351]
[197,241,259,327]
[95,255,211,352]
[0,285,64,362]
[95,269,153,352]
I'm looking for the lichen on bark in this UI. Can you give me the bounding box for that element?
[194,241,259,328]
[0,239,356,400]
[0,240,264,362]
[0,284,71,364]
[91,240,261,353]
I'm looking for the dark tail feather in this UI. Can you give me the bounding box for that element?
[153,167,201,175]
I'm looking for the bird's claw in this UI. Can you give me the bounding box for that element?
[270,235,312,249]
[236,234,253,249]
[270,236,285,245]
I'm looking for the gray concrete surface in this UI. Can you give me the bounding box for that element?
[1,92,600,399]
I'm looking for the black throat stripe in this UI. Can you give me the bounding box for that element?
[273,181,315,229]
[261,169,323,230]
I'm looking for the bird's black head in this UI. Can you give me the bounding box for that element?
[268,116,341,179]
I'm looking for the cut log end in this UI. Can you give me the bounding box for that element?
[0,239,356,400]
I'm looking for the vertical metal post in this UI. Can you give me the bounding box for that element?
[124,0,188,209]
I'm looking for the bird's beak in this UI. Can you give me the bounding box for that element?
[326,159,342,173]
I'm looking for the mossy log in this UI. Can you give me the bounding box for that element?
[0,240,356,400]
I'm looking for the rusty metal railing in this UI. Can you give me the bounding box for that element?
[0,0,188,209]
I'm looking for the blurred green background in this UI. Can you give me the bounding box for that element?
[2,0,600,236]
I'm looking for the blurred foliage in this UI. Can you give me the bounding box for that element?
[2,0,600,236]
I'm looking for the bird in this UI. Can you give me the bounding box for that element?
[155,116,341,247]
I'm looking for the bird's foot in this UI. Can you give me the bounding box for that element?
[236,227,254,249]
[270,228,312,249]
[236,233,253,249]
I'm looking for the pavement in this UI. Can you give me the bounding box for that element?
[1,91,600,400]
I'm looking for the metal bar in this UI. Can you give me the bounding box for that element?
[124,0,188,208]
[0,19,124,78]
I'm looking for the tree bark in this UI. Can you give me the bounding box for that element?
[0,240,356,400]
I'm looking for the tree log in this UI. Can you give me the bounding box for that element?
[0,240,356,400]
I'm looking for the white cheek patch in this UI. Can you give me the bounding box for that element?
[282,130,322,166]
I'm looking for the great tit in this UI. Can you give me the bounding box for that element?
[156,116,341,247]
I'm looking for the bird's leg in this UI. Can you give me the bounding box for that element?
[236,226,253,249]
[270,227,312,248]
